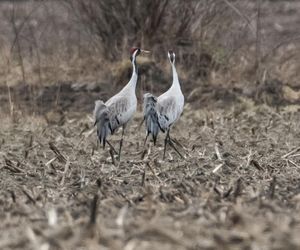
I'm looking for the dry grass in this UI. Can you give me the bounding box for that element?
[1,103,300,249]
[0,0,299,95]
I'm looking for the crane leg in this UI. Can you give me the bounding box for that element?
[139,118,145,130]
[118,125,125,161]
[144,132,149,146]
[106,140,118,155]
[163,130,184,160]
[163,130,170,160]
[168,136,184,159]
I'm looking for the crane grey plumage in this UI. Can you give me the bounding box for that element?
[94,100,112,148]
[157,98,177,132]
[142,93,160,144]
[142,50,184,159]
[94,97,129,147]
[94,47,149,159]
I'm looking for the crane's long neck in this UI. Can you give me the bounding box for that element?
[171,63,180,89]
[125,56,138,92]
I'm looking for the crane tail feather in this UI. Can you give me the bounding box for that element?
[143,93,160,144]
[94,100,111,148]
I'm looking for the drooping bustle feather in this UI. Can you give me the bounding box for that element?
[94,100,112,148]
[143,93,160,145]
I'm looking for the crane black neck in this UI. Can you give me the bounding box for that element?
[131,56,138,74]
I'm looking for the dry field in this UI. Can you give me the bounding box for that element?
[1,0,300,249]
[1,101,300,250]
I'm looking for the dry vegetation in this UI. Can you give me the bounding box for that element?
[2,103,300,250]
[1,0,300,250]
[0,0,300,107]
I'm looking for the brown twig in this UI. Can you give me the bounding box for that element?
[146,162,162,184]
[233,178,242,200]
[281,147,300,159]
[269,177,276,199]
[49,142,67,163]
[89,194,99,225]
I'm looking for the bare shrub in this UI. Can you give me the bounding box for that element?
[62,0,261,83]
[1,0,300,112]
[63,0,202,60]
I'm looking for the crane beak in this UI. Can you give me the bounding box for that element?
[140,49,151,54]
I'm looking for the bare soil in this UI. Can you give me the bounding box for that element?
[1,102,300,250]
[0,75,292,117]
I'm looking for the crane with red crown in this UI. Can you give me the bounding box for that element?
[94,47,149,160]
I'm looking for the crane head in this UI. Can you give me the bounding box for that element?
[130,47,150,61]
[168,50,175,64]
[130,47,141,62]
[130,47,140,55]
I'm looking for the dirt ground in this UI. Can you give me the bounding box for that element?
[1,101,300,250]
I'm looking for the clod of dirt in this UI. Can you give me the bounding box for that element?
[282,85,300,103]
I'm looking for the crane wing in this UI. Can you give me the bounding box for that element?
[106,96,129,132]
[94,100,112,148]
[157,97,176,132]
[94,96,130,147]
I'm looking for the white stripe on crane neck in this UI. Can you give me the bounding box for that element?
[131,50,139,75]
[125,50,139,91]
[171,62,180,89]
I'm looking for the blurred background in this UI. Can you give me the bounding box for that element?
[0,0,299,118]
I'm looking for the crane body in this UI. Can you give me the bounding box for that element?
[143,51,184,159]
[94,48,148,160]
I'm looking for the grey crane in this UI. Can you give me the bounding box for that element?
[143,50,184,159]
[94,47,149,160]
